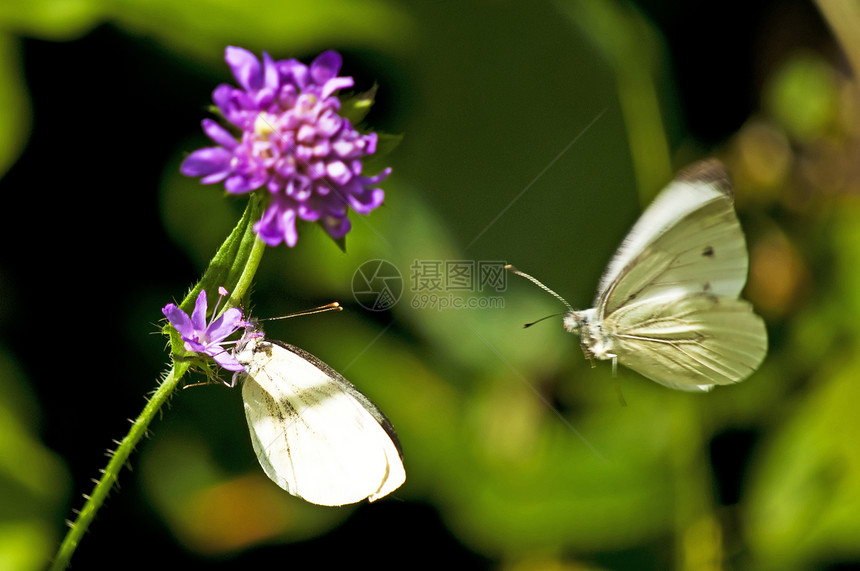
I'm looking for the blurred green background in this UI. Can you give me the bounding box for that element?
[2,0,859,569]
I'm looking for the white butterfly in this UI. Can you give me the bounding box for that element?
[234,331,405,506]
[509,159,767,391]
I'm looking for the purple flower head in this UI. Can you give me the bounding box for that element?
[162,287,250,372]
[181,47,391,247]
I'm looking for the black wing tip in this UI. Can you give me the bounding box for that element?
[675,158,732,198]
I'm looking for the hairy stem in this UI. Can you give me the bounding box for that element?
[52,193,267,569]
[50,361,190,570]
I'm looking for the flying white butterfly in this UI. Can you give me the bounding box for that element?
[234,327,405,506]
[508,159,767,391]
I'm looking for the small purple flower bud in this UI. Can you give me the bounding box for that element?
[162,288,250,372]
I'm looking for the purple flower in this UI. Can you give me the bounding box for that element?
[162,287,250,372]
[181,47,391,247]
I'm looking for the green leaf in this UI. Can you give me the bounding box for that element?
[339,84,378,126]
[331,234,347,253]
[179,191,265,310]
[745,354,860,568]
[363,132,403,174]
[162,192,267,362]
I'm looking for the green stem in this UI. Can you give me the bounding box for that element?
[50,361,190,571]
[51,191,268,569]
[176,191,266,313]
[226,232,267,312]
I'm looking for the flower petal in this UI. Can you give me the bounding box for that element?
[201,119,238,149]
[277,59,308,90]
[225,46,263,92]
[258,51,280,105]
[211,349,246,372]
[190,290,208,331]
[162,303,193,336]
[225,172,265,194]
[180,147,233,178]
[349,185,385,214]
[207,307,246,343]
[183,338,208,353]
[321,215,351,239]
[321,76,353,99]
[362,167,392,185]
[326,160,352,185]
[254,197,298,247]
[310,51,342,85]
[315,109,342,137]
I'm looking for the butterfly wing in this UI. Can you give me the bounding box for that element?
[604,292,768,391]
[595,160,749,318]
[240,341,405,506]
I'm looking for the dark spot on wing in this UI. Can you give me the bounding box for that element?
[702,246,715,257]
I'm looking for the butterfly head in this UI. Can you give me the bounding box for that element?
[232,303,341,373]
[565,308,616,362]
[563,308,593,335]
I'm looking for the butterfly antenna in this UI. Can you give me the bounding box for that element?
[505,265,574,311]
[260,302,343,321]
[523,313,564,328]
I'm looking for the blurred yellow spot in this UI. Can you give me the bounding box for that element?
[178,473,295,554]
[682,514,722,571]
[730,119,792,204]
[747,229,808,318]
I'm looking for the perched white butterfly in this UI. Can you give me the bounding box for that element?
[234,328,405,506]
[509,159,767,391]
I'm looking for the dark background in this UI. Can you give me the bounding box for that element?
[2,1,857,569]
